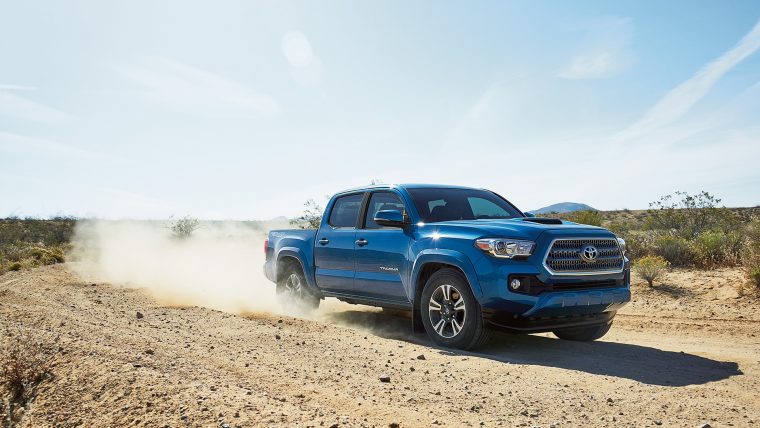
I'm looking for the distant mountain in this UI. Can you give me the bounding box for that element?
[530,202,597,214]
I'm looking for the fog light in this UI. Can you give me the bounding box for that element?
[510,278,521,290]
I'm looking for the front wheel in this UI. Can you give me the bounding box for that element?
[553,322,612,341]
[420,268,491,350]
[277,264,320,313]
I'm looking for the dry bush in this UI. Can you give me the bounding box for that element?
[169,215,200,240]
[1,325,59,424]
[290,199,323,229]
[693,230,743,268]
[566,210,602,226]
[742,217,760,296]
[0,244,69,275]
[646,191,739,238]
[652,234,695,267]
[619,231,655,261]
[0,218,75,275]
[634,255,670,287]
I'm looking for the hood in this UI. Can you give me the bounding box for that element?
[429,218,608,241]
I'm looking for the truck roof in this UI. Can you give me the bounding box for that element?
[335,183,482,195]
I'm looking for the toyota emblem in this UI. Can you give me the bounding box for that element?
[580,245,598,262]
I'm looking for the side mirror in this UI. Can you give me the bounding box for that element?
[374,210,407,227]
[524,212,536,218]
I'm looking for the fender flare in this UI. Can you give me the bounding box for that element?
[410,250,484,302]
[276,247,317,288]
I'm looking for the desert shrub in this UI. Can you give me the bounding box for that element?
[634,255,670,287]
[29,246,65,264]
[169,216,200,239]
[0,218,76,246]
[0,219,75,275]
[750,267,760,287]
[1,325,59,425]
[290,199,323,229]
[619,231,655,261]
[0,243,70,275]
[566,210,602,227]
[652,234,696,267]
[646,191,739,238]
[742,218,760,294]
[693,230,743,268]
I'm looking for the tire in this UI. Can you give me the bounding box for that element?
[553,321,612,341]
[276,263,320,313]
[420,268,491,350]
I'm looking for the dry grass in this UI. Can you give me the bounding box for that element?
[0,218,75,275]
[0,325,59,427]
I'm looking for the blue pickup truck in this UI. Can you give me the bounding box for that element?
[264,184,630,350]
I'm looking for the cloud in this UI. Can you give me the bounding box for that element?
[559,17,634,80]
[282,31,314,68]
[467,81,503,121]
[281,31,323,85]
[617,19,760,141]
[0,87,71,125]
[117,58,281,119]
[0,131,108,160]
[0,83,36,91]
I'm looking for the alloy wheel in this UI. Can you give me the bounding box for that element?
[284,273,303,299]
[428,283,467,338]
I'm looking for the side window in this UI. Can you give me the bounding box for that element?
[468,197,510,219]
[328,194,364,228]
[364,192,406,229]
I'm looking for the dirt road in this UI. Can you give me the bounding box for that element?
[1,265,758,427]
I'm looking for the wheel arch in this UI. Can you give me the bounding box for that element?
[410,250,483,306]
[276,247,317,288]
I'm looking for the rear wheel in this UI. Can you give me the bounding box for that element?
[277,263,320,313]
[420,268,491,350]
[553,322,612,341]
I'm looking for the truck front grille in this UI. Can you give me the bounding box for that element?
[544,238,624,275]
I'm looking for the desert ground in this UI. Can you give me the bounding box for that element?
[1,264,759,427]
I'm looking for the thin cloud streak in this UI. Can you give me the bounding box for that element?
[0,83,37,91]
[0,89,71,125]
[617,19,760,142]
[559,16,634,80]
[117,58,281,119]
[0,132,110,160]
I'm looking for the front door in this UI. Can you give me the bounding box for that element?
[353,191,411,301]
[314,193,363,293]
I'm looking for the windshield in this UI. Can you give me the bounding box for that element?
[406,188,523,223]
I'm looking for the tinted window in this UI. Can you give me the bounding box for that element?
[328,194,363,228]
[364,192,406,229]
[407,188,522,223]
[468,197,512,219]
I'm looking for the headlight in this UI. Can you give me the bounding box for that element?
[475,238,535,258]
[616,237,626,254]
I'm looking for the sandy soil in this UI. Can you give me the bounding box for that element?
[1,265,759,427]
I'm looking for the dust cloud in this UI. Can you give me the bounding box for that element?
[70,220,282,314]
[69,220,404,334]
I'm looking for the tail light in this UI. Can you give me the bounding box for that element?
[264,239,269,255]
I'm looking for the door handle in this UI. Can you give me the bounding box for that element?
[318,238,329,245]
[355,238,368,247]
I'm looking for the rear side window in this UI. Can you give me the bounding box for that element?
[364,192,406,229]
[328,194,364,228]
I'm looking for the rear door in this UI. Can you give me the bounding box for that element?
[353,191,411,302]
[314,193,364,293]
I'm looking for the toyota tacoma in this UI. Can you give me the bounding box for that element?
[264,184,630,350]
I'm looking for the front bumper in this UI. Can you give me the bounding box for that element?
[473,232,631,325]
[484,310,617,334]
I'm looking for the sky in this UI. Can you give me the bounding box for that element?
[1,1,759,219]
